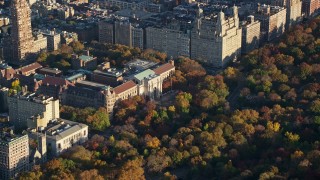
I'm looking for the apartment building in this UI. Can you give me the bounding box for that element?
[8,93,59,130]
[146,24,190,58]
[191,6,242,68]
[99,20,115,44]
[287,0,302,28]
[99,18,144,49]
[0,133,29,180]
[32,34,48,53]
[255,4,287,42]
[302,0,320,16]
[241,15,261,54]
[42,30,61,51]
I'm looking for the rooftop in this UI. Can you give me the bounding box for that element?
[126,59,158,72]
[44,119,88,141]
[76,80,110,90]
[16,62,43,75]
[38,67,62,75]
[0,61,11,69]
[113,80,136,94]
[93,68,123,77]
[42,76,74,87]
[78,55,95,62]
[0,132,27,144]
[153,63,175,75]
[134,69,155,81]
[10,93,55,104]
[66,72,86,81]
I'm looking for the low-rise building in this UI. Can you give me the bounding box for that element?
[72,53,97,70]
[133,69,162,99]
[62,80,116,112]
[37,67,62,77]
[16,62,43,76]
[38,76,74,99]
[93,63,123,86]
[66,72,87,84]
[61,31,78,45]
[114,80,138,101]
[29,119,88,157]
[0,62,15,87]
[153,61,175,82]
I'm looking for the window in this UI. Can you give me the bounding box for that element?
[84,130,86,136]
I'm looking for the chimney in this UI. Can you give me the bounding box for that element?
[86,50,90,56]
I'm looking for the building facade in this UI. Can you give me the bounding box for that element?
[255,5,287,42]
[191,6,242,68]
[241,15,261,54]
[146,25,190,58]
[99,20,114,44]
[72,54,97,70]
[8,93,60,130]
[8,0,34,65]
[287,0,302,28]
[44,119,88,157]
[42,30,61,51]
[0,134,29,180]
[302,0,320,16]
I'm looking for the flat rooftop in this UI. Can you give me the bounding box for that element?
[78,55,95,62]
[66,72,86,81]
[10,93,55,104]
[0,131,27,144]
[125,59,158,72]
[38,67,62,74]
[134,69,156,81]
[76,80,110,90]
[93,68,123,77]
[44,119,88,141]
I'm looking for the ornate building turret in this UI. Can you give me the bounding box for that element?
[216,11,225,37]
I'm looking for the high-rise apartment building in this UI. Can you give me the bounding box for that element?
[286,0,302,28]
[99,20,115,44]
[255,5,286,42]
[302,0,320,16]
[191,6,242,68]
[9,0,34,65]
[8,93,59,130]
[146,23,190,58]
[99,18,144,49]
[0,133,29,180]
[115,20,132,47]
[242,15,261,54]
[42,30,61,51]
